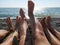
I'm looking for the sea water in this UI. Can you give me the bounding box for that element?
[0,8,60,19]
[0,8,20,19]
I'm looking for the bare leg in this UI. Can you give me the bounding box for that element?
[0,30,9,39]
[1,31,18,45]
[46,16,60,40]
[0,30,9,43]
[0,17,19,45]
[40,17,60,45]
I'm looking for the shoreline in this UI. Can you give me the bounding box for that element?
[0,18,60,31]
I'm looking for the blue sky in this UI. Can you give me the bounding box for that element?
[0,0,60,10]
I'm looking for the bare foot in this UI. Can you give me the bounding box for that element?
[15,16,19,30]
[28,0,50,45]
[18,8,28,45]
[46,16,60,40]
[19,8,25,20]
[1,17,19,45]
[40,17,60,45]
[6,17,15,31]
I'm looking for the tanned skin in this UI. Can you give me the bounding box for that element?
[6,17,15,31]
[0,8,28,45]
[18,8,28,45]
[46,16,60,40]
[28,0,51,45]
[0,17,18,45]
[0,30,9,43]
[0,30,9,39]
[0,17,14,43]
[1,31,18,45]
[0,0,60,45]
[40,17,60,45]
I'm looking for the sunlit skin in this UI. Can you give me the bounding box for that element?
[0,0,60,45]
[0,17,14,43]
[1,31,18,45]
[28,0,51,45]
[46,16,60,40]
[0,30,9,41]
[15,16,19,30]
[19,8,28,45]
[0,17,14,42]
[6,17,15,31]
[0,17,18,45]
[0,8,28,45]
[45,16,60,45]
[40,17,60,45]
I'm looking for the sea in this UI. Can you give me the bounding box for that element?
[0,8,60,19]
[0,8,20,19]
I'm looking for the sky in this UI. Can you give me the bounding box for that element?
[0,0,60,10]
